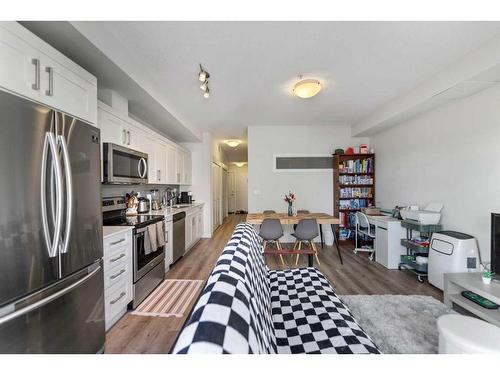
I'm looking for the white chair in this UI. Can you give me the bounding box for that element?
[354,212,375,261]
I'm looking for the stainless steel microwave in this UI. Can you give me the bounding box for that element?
[103,143,148,184]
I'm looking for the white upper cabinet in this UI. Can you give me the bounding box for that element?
[175,148,192,185]
[97,102,191,186]
[0,25,40,101]
[0,22,97,124]
[98,109,125,145]
[166,144,177,184]
[154,142,168,184]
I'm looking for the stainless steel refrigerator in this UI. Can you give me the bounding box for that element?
[0,90,105,353]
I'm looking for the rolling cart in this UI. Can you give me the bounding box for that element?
[399,220,441,283]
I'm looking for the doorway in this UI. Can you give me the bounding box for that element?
[228,164,248,214]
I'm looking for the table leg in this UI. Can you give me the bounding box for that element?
[308,254,313,267]
[319,224,324,249]
[331,224,343,265]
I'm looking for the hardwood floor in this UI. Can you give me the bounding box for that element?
[105,213,442,354]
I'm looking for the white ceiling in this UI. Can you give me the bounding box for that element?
[69,21,500,139]
[23,21,500,146]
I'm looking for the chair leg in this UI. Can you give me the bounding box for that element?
[310,241,320,265]
[295,241,302,265]
[277,240,285,266]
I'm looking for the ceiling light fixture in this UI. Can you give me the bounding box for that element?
[224,139,241,148]
[198,64,211,99]
[293,77,322,99]
[198,64,210,82]
[234,162,246,167]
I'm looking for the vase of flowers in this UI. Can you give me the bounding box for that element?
[284,191,295,216]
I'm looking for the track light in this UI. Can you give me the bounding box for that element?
[198,64,210,82]
[200,80,208,92]
[203,89,210,99]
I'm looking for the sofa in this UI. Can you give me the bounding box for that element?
[173,223,380,354]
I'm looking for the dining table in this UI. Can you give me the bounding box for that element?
[246,212,343,265]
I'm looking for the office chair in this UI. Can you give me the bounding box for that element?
[354,212,376,261]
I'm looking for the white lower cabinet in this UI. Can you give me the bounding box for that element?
[185,205,204,253]
[103,228,133,331]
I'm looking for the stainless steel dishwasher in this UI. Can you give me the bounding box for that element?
[172,211,186,263]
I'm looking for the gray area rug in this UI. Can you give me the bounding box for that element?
[340,295,455,354]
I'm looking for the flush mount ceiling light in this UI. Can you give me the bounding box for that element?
[293,77,322,99]
[224,139,241,148]
[234,162,247,167]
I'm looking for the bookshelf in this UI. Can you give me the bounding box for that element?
[333,153,375,241]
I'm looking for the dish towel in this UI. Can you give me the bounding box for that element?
[156,221,166,248]
[145,224,157,255]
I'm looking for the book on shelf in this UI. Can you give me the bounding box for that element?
[338,175,374,185]
[339,199,369,210]
[338,157,373,174]
[339,187,373,198]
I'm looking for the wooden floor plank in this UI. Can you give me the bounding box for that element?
[105,214,442,354]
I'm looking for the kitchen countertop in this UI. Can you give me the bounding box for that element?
[149,202,204,219]
[103,226,133,239]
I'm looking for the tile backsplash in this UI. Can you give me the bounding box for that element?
[101,184,181,200]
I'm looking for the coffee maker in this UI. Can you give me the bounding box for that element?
[180,191,193,204]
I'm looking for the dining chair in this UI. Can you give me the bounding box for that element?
[354,212,376,261]
[259,218,285,265]
[292,218,320,265]
[294,210,310,230]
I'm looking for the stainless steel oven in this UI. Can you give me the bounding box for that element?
[103,143,148,184]
[132,220,165,308]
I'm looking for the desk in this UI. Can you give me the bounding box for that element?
[366,215,406,269]
[246,212,343,264]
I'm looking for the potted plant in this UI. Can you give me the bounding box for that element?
[482,269,494,285]
[284,191,296,216]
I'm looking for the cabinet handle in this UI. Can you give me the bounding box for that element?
[110,292,126,305]
[31,58,40,90]
[127,131,131,145]
[157,169,161,182]
[45,67,53,96]
[122,129,127,144]
[110,253,126,262]
[110,238,126,246]
[110,269,126,280]
[165,230,168,243]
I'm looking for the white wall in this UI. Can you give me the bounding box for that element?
[182,132,213,238]
[248,125,368,242]
[370,85,500,261]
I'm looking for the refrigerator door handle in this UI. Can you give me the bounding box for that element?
[0,265,101,326]
[58,134,73,254]
[40,131,64,258]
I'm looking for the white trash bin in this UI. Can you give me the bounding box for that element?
[437,314,500,353]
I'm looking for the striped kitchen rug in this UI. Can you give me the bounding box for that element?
[132,279,204,318]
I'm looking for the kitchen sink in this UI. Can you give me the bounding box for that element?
[172,204,192,208]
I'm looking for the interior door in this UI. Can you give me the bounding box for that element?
[56,112,103,277]
[235,171,248,213]
[228,172,236,213]
[0,90,59,305]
